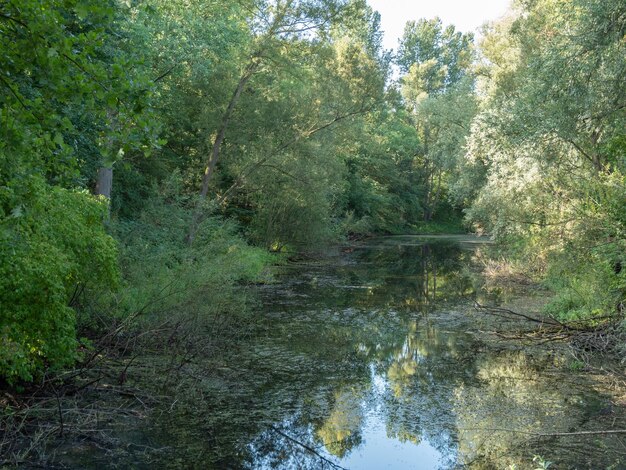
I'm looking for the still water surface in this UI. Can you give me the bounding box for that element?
[151,236,624,468]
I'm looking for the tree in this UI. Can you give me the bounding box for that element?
[229,1,388,248]
[465,0,626,319]
[397,18,475,221]
[397,18,473,94]
[342,101,424,233]
[186,0,359,243]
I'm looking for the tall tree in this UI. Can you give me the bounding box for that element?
[465,0,626,319]
[187,0,356,242]
[219,0,388,248]
[397,18,475,221]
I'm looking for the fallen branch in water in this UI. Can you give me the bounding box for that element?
[473,302,626,356]
[476,329,570,343]
[538,429,626,437]
[475,302,624,332]
[474,302,571,329]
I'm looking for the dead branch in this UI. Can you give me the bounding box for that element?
[474,302,567,328]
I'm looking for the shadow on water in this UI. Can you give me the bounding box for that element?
[113,236,624,468]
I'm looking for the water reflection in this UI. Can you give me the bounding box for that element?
[151,236,622,469]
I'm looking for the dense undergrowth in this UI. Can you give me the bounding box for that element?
[0,183,119,384]
[0,177,277,466]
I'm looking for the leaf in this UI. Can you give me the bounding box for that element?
[75,4,90,20]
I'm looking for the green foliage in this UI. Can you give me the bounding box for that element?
[106,174,274,331]
[0,0,159,187]
[410,217,466,235]
[0,0,157,384]
[463,0,626,322]
[340,105,424,234]
[249,176,340,250]
[113,0,251,216]
[397,17,473,91]
[568,359,585,371]
[0,181,118,383]
[541,173,626,321]
[532,455,553,470]
[397,19,476,223]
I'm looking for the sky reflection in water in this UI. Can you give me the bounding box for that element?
[231,236,618,469]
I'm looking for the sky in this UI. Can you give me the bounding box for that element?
[367,0,512,51]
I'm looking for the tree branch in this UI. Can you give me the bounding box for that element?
[217,105,371,205]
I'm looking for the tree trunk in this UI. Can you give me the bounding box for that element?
[186,62,259,245]
[95,167,113,221]
[95,167,113,199]
[430,170,443,219]
[423,170,434,222]
[199,63,258,199]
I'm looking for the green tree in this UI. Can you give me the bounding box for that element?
[186,0,361,243]
[465,0,626,319]
[397,18,476,222]
[397,18,472,93]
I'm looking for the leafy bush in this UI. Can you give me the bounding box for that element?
[0,180,118,383]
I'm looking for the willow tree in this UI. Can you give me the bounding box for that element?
[466,0,626,320]
[214,0,388,249]
[187,0,356,243]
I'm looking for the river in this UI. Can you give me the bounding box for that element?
[80,236,626,468]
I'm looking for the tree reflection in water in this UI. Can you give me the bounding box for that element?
[150,237,623,469]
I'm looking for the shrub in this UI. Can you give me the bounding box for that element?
[0,180,118,383]
[104,173,276,335]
